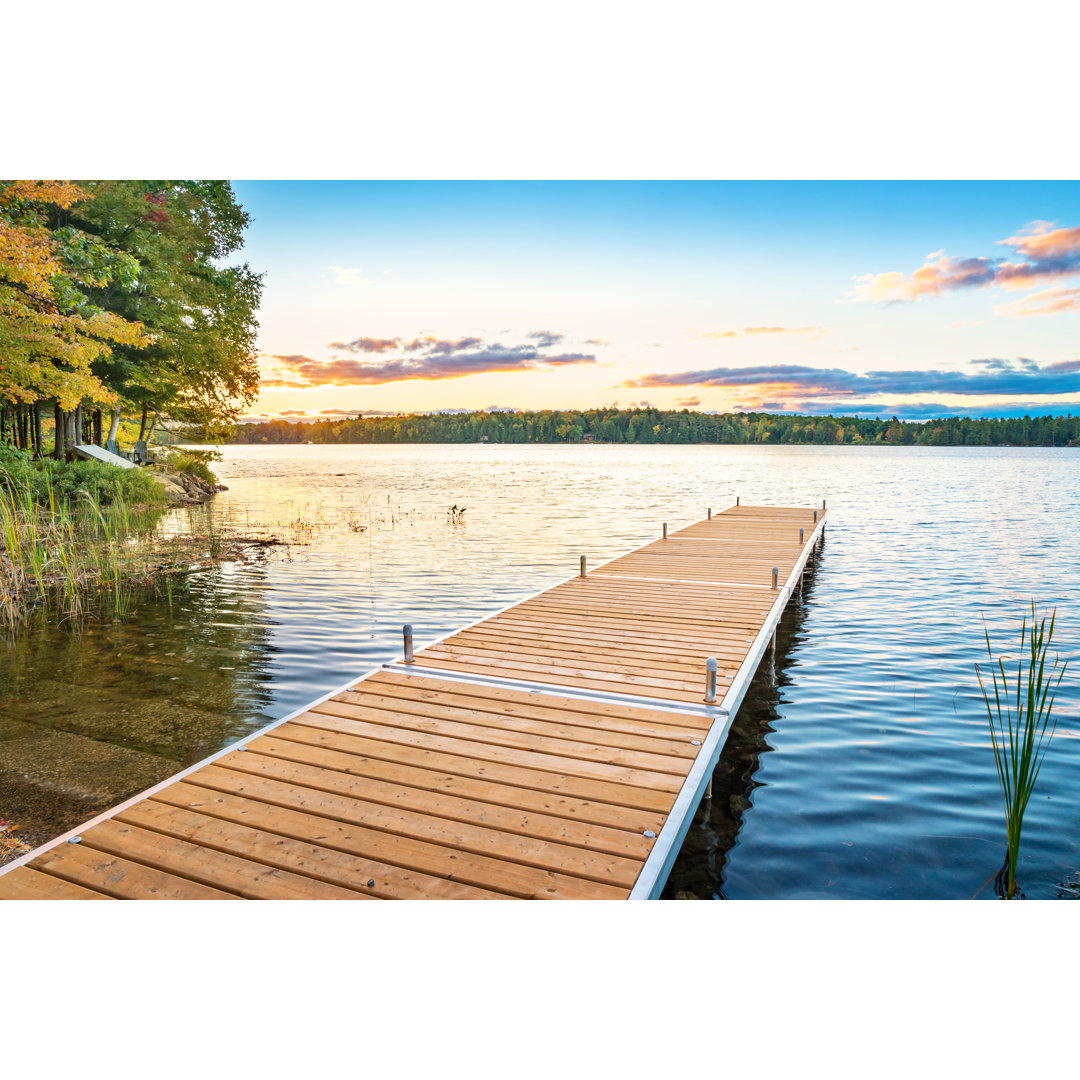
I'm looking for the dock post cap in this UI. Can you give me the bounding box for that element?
[772,566,779,588]
[402,623,414,664]
[704,657,718,703]
[580,555,586,578]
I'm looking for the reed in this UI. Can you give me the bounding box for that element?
[0,471,165,630]
[976,603,1069,898]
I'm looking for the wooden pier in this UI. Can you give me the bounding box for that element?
[0,502,826,900]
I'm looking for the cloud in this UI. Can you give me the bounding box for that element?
[677,396,702,407]
[276,410,308,416]
[267,333,598,386]
[526,330,565,347]
[851,222,1080,302]
[791,400,1079,420]
[585,337,610,346]
[331,266,375,286]
[258,378,313,389]
[700,326,826,340]
[996,286,1080,319]
[328,337,402,353]
[623,356,1080,398]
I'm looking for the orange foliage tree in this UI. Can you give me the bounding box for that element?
[0,180,150,432]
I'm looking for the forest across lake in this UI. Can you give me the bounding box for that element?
[228,407,1080,447]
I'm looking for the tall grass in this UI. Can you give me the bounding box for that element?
[976,603,1069,898]
[0,471,164,631]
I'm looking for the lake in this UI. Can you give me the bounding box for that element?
[2,442,1078,898]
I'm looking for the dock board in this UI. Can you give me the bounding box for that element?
[0,503,826,900]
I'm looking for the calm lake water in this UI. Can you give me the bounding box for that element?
[3,443,1078,898]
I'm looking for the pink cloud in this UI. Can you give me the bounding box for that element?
[996,286,1080,319]
[701,326,825,340]
[852,222,1080,302]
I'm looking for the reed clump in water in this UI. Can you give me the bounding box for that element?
[0,469,165,629]
[976,603,1069,899]
[1,450,283,630]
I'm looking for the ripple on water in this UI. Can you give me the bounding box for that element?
[3,443,1079,897]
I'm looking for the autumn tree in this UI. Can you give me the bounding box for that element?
[0,180,150,456]
[66,181,262,443]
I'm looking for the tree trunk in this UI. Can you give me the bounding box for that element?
[33,402,43,459]
[93,408,103,446]
[106,406,122,449]
[19,404,28,450]
[73,404,83,447]
[65,409,78,453]
[138,403,148,442]
[54,402,66,460]
[146,409,159,442]
[0,406,8,446]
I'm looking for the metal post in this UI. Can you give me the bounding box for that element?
[822,499,826,509]
[707,508,712,519]
[403,624,414,664]
[771,629,777,653]
[580,555,586,578]
[704,657,717,703]
[799,527,804,544]
[772,566,779,589]
[736,496,740,506]
[663,522,667,539]
[704,775,713,800]
[813,510,818,523]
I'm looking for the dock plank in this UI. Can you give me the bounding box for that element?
[33,842,239,900]
[0,866,113,900]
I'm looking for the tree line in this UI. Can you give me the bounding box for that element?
[0,180,261,458]
[229,408,1080,447]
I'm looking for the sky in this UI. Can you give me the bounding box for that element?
[231,181,1080,422]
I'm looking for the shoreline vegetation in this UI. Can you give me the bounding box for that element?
[0,444,279,632]
[1,179,264,630]
[228,408,1080,447]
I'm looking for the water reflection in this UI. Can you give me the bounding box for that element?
[0,561,275,846]
[662,534,825,899]
[3,443,1078,897]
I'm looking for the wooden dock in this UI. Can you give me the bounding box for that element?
[0,502,825,900]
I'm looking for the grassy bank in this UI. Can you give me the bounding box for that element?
[0,446,265,631]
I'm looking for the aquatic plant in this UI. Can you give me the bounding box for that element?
[976,603,1069,898]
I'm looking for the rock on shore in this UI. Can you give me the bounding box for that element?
[151,469,227,505]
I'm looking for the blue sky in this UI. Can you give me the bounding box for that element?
[230,181,1080,420]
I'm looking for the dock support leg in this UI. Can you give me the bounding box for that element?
[704,774,713,801]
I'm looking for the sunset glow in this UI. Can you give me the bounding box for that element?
[232,181,1080,422]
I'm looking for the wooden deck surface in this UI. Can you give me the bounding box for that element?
[0,503,824,900]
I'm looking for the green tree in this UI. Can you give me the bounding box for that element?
[67,181,262,442]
